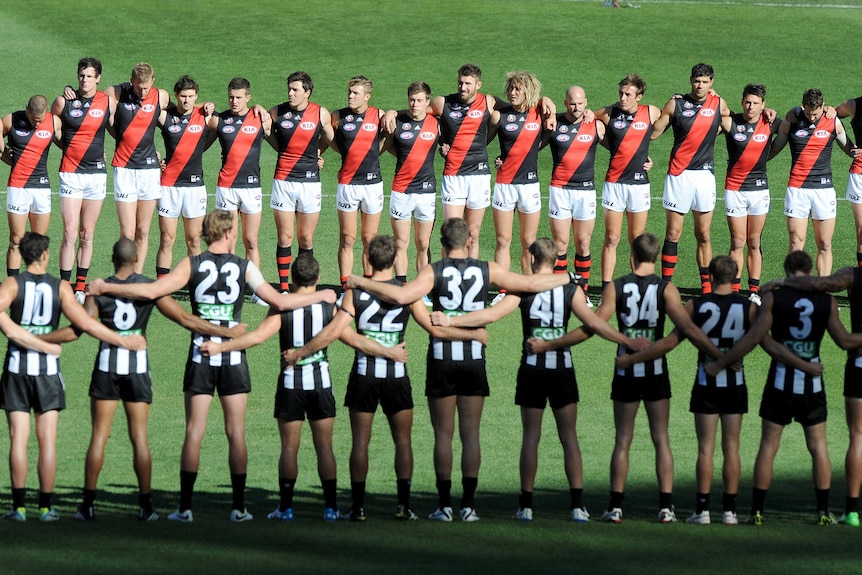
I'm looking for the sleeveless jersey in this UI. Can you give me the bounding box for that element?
[850,96,862,175]
[549,113,598,189]
[352,281,411,379]
[4,272,62,377]
[787,110,837,189]
[216,110,263,188]
[429,257,491,362]
[112,83,161,170]
[273,102,322,182]
[187,251,249,367]
[6,110,54,188]
[161,108,208,187]
[848,267,862,365]
[691,293,751,388]
[58,91,110,174]
[768,287,831,395]
[604,104,652,184]
[278,302,336,391]
[495,104,542,185]
[519,283,579,370]
[439,94,491,176]
[724,113,772,192]
[335,106,382,185]
[668,93,721,175]
[93,274,155,376]
[614,273,668,379]
[391,112,438,194]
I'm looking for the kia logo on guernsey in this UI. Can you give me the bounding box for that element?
[700,109,715,117]
[752,134,768,142]
[577,134,593,142]
[814,130,830,138]
[35,130,51,139]
[187,125,203,133]
[467,110,483,119]
[420,132,435,140]
[141,104,155,113]
[525,122,540,131]
[362,123,377,132]
[300,122,315,130]
[632,122,647,130]
[241,126,257,134]
[89,109,104,118]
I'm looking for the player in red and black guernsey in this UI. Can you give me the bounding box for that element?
[155,75,213,280]
[708,251,862,525]
[266,71,334,292]
[719,83,779,303]
[52,57,113,303]
[432,237,646,523]
[0,232,145,522]
[593,74,662,293]
[105,63,170,276]
[836,95,862,264]
[652,63,731,294]
[58,238,243,522]
[536,233,722,524]
[0,95,62,276]
[347,218,580,522]
[543,86,603,303]
[205,77,272,280]
[86,210,335,523]
[491,71,547,293]
[327,76,385,292]
[382,81,439,283]
[769,88,855,277]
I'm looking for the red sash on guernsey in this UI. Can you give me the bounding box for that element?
[443,96,487,176]
[789,115,835,188]
[274,102,320,180]
[496,108,542,185]
[60,91,109,173]
[338,106,379,184]
[668,94,719,176]
[551,120,596,188]
[9,113,54,187]
[606,105,651,183]
[161,108,206,187]
[392,115,438,193]
[113,87,160,168]
[725,117,772,191]
[218,112,262,187]
[852,156,862,176]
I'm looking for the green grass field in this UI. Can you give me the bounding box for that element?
[2,0,862,573]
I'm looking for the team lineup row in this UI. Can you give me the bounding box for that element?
[3,59,862,312]
[2,211,862,527]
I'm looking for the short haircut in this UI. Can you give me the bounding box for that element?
[78,57,102,76]
[348,75,373,95]
[690,63,714,80]
[202,210,233,245]
[529,238,557,272]
[131,62,154,83]
[458,63,482,81]
[20,232,49,266]
[631,233,661,265]
[292,253,320,287]
[407,81,431,98]
[440,218,470,252]
[504,71,542,110]
[112,238,137,271]
[708,255,737,286]
[784,250,813,276]
[27,95,48,115]
[174,75,199,94]
[228,77,251,93]
[802,88,824,109]
[742,83,766,101]
[287,71,314,94]
[368,235,397,271]
[619,73,646,96]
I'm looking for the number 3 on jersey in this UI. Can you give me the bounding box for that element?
[620,282,658,327]
[438,266,485,311]
[194,260,241,304]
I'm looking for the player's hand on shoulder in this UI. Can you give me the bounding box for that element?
[320,288,337,304]
[439,143,450,158]
[760,280,777,294]
[202,101,215,117]
[383,110,398,134]
[85,278,105,296]
[582,108,595,125]
[63,85,77,101]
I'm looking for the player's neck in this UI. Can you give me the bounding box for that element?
[410,111,427,122]
[370,269,394,281]
[712,284,733,295]
[26,262,47,275]
[78,88,98,99]
[350,104,369,114]
[688,92,707,103]
[113,267,134,281]
[293,285,317,294]
[289,100,309,112]
[565,112,583,124]
[633,262,655,276]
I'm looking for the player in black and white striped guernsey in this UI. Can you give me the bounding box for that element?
[201,252,393,523]
[348,218,580,523]
[86,210,335,523]
[0,232,145,522]
[708,251,862,526]
[432,237,647,523]
[69,238,247,523]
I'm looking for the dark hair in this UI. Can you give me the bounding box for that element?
[708,255,737,286]
[458,63,482,81]
[631,233,661,265]
[77,57,102,76]
[742,83,766,101]
[287,71,313,94]
[802,88,824,109]
[784,251,813,276]
[407,81,431,98]
[292,253,320,287]
[228,77,251,93]
[529,238,557,272]
[112,238,137,270]
[20,232,49,266]
[690,63,714,80]
[174,75,199,94]
[202,210,233,245]
[440,218,469,251]
[368,235,396,271]
[619,73,646,96]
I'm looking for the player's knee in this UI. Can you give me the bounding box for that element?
[340,235,356,249]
